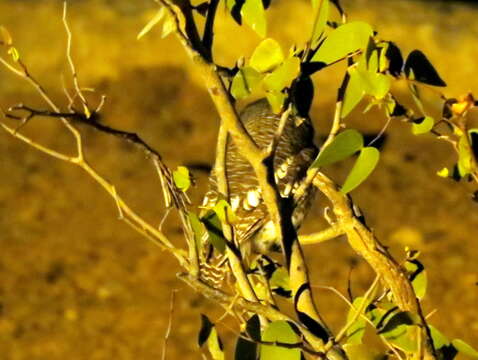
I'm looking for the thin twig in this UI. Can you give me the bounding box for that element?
[161,289,177,360]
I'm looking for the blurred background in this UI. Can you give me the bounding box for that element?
[0,0,477,358]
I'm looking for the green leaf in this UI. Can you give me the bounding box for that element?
[213,199,237,224]
[404,260,427,299]
[458,134,473,177]
[201,210,226,254]
[188,212,205,252]
[346,297,367,345]
[261,321,301,360]
[378,312,419,352]
[231,66,263,99]
[429,326,450,350]
[250,38,284,73]
[242,0,267,37]
[342,68,366,118]
[341,147,380,194]
[452,339,478,358]
[310,0,329,46]
[269,267,291,292]
[312,129,364,168]
[404,50,446,87]
[266,90,286,114]
[137,7,165,39]
[412,116,434,135]
[208,327,225,360]
[343,344,385,360]
[263,57,301,92]
[311,22,373,64]
[173,166,191,192]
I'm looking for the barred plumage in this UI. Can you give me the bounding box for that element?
[202,98,318,264]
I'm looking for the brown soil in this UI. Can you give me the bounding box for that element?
[0,0,477,358]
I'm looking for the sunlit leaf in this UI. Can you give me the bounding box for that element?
[310,0,329,46]
[250,38,284,73]
[378,312,419,352]
[231,66,263,99]
[312,129,364,168]
[437,167,449,178]
[312,21,373,64]
[263,57,301,92]
[201,210,226,253]
[404,50,446,87]
[341,147,380,194]
[161,13,176,38]
[404,260,427,299]
[342,68,366,118]
[213,199,237,224]
[343,344,384,360]
[260,321,301,360]
[429,326,450,350]
[137,7,165,39]
[452,339,478,358]
[269,267,291,292]
[173,166,191,192]
[266,90,286,114]
[458,134,473,177]
[242,0,267,37]
[208,327,225,360]
[188,212,205,251]
[412,116,434,135]
[346,297,367,345]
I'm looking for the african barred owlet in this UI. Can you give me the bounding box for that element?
[202,98,318,258]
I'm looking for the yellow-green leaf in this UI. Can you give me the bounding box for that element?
[405,260,427,299]
[173,166,191,192]
[269,267,291,292]
[310,0,329,46]
[429,326,449,350]
[208,327,225,360]
[242,0,267,38]
[346,297,367,345]
[250,38,284,73]
[260,321,301,360]
[437,167,449,178]
[458,134,474,177]
[161,13,176,39]
[137,7,165,39]
[263,57,301,92]
[412,116,434,135]
[266,91,286,114]
[213,199,237,224]
[231,66,263,99]
[341,147,380,194]
[342,68,366,118]
[312,129,364,168]
[452,339,478,359]
[312,21,373,64]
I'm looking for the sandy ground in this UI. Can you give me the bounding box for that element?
[0,0,477,358]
